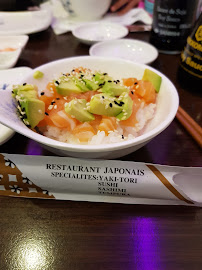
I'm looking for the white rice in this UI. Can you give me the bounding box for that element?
[43,102,156,145]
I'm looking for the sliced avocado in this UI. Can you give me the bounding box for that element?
[12,84,35,96]
[142,69,162,93]
[55,79,82,96]
[13,84,45,128]
[94,72,105,84]
[18,90,38,99]
[89,93,122,117]
[65,99,95,122]
[101,81,129,96]
[20,98,45,128]
[116,93,133,121]
[82,78,99,91]
[94,72,113,85]
[73,77,89,92]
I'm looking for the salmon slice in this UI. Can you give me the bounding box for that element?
[98,116,117,135]
[135,81,156,104]
[72,122,95,142]
[89,115,102,133]
[120,100,142,127]
[123,78,139,88]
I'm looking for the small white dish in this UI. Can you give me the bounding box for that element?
[0,66,32,145]
[0,35,29,50]
[89,38,158,64]
[0,35,29,69]
[72,22,128,45]
[0,10,52,35]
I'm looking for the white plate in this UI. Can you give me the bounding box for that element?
[72,22,128,45]
[0,35,29,69]
[89,38,158,64]
[0,66,32,145]
[0,10,52,35]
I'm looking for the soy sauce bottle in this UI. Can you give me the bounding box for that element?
[178,12,202,91]
[150,0,199,54]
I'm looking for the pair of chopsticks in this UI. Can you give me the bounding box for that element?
[176,106,202,148]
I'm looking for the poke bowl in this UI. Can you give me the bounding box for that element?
[0,56,179,159]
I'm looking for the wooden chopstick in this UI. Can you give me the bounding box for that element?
[176,106,202,148]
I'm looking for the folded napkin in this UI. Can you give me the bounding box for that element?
[40,0,152,35]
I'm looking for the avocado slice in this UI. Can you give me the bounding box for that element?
[142,69,162,93]
[12,84,36,96]
[12,84,45,128]
[101,81,129,96]
[65,99,95,122]
[82,78,99,91]
[55,79,82,96]
[94,72,105,84]
[94,72,113,85]
[116,93,133,121]
[89,93,122,117]
[73,77,89,92]
[20,98,45,128]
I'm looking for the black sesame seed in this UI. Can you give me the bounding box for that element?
[99,83,103,87]
[117,80,120,82]
[72,69,75,72]
[45,112,49,116]
[102,96,105,99]
[55,80,59,85]
[41,92,45,96]
[108,80,112,83]
[92,74,95,77]
[114,101,123,107]
[63,73,67,76]
[122,135,124,139]
[103,73,108,75]
[120,101,125,105]
[134,82,138,85]
[131,91,134,95]
[56,98,60,100]
[109,103,112,107]
[51,101,56,105]
[23,83,27,86]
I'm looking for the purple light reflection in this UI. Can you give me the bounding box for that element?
[131,217,162,270]
[26,140,43,155]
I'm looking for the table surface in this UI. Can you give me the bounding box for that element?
[0,27,202,270]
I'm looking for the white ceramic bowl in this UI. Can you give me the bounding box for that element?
[0,56,179,159]
[61,0,112,20]
[0,35,29,69]
[72,22,128,45]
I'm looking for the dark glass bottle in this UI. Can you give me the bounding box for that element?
[150,0,199,54]
[177,12,202,91]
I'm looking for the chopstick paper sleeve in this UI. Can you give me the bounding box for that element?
[0,153,201,206]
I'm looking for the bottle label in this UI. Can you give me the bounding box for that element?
[150,0,198,52]
[181,25,202,79]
